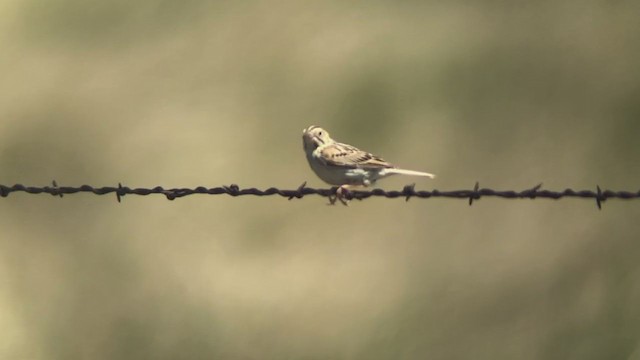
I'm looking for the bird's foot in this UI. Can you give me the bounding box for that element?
[329,185,350,206]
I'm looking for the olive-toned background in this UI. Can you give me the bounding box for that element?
[1,1,639,359]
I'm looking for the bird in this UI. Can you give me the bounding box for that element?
[302,125,435,205]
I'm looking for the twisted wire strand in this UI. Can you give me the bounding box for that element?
[1,182,639,209]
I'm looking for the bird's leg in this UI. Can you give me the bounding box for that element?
[335,185,352,206]
[326,186,350,206]
[327,187,340,205]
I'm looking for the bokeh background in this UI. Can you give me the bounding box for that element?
[1,1,639,359]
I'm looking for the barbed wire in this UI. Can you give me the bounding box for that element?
[1,181,639,209]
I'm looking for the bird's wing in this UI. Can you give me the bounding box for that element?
[319,142,394,169]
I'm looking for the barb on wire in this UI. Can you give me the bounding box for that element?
[0,182,639,209]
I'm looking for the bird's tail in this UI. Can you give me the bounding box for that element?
[383,168,436,179]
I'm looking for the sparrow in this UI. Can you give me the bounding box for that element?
[302,125,435,204]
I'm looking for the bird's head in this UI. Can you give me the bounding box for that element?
[302,125,332,151]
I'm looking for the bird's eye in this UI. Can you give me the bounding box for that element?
[318,131,323,136]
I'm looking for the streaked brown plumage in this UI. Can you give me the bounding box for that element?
[302,125,435,204]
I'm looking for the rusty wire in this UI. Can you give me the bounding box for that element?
[0,181,639,209]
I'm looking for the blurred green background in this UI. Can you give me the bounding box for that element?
[1,1,639,359]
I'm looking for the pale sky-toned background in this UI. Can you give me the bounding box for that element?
[1,1,639,359]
